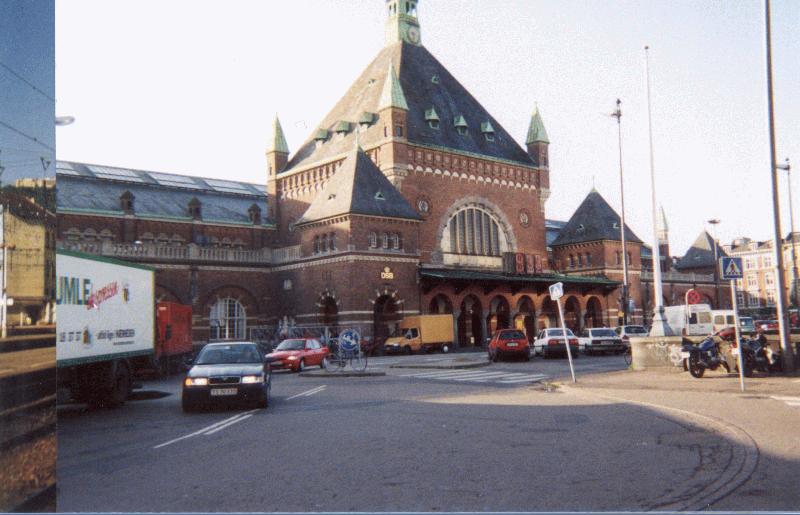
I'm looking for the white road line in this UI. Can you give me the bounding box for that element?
[28,361,53,368]
[497,374,548,384]
[286,385,326,400]
[401,369,490,379]
[204,414,253,435]
[786,402,800,407]
[451,372,518,381]
[154,411,254,449]
[770,396,800,402]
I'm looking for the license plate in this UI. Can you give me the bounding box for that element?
[272,361,283,366]
[210,388,238,396]
[507,342,518,347]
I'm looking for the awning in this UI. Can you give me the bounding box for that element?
[419,268,619,295]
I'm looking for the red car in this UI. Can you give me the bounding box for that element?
[487,329,531,362]
[265,338,329,372]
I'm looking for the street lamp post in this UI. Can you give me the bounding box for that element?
[644,46,670,336]
[765,0,794,371]
[708,219,721,308]
[611,99,630,326]
[777,159,798,309]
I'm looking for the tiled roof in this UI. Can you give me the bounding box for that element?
[56,161,271,227]
[526,107,549,144]
[296,146,421,225]
[284,42,534,172]
[551,190,643,246]
[674,231,726,270]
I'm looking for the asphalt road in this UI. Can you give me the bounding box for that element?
[56,352,766,512]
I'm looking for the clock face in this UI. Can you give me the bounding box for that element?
[407,26,420,44]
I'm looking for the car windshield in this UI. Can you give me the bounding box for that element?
[546,329,574,337]
[500,330,526,340]
[276,339,306,351]
[195,344,261,365]
[591,329,616,337]
[626,326,647,334]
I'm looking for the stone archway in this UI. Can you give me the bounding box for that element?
[514,296,536,341]
[538,297,558,331]
[487,295,510,335]
[320,296,339,327]
[373,294,402,346]
[584,296,604,328]
[428,294,453,314]
[564,296,581,333]
[458,295,483,347]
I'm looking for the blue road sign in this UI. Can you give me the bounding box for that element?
[720,257,744,280]
[339,328,361,352]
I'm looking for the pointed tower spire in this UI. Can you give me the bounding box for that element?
[656,204,669,240]
[526,106,549,144]
[378,64,408,111]
[385,0,421,46]
[266,115,289,154]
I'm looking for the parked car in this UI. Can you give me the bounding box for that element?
[182,341,271,412]
[578,327,625,355]
[755,320,779,332]
[532,328,580,358]
[265,338,329,372]
[614,325,648,347]
[487,329,530,362]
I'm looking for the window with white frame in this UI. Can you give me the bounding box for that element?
[766,290,776,306]
[764,254,772,268]
[747,293,761,307]
[736,291,745,306]
[442,205,507,257]
[745,257,754,270]
[747,274,758,290]
[209,298,246,340]
[765,273,774,287]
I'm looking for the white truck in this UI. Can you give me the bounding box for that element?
[56,250,155,407]
[664,303,713,336]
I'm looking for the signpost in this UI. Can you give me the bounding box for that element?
[721,257,745,392]
[549,282,576,383]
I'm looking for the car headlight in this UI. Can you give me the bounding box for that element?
[185,377,208,386]
[287,356,299,361]
[241,375,263,384]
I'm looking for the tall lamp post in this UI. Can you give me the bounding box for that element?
[707,219,721,308]
[765,0,794,371]
[611,99,630,325]
[644,46,670,336]
[777,159,798,309]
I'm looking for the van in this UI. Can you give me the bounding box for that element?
[712,310,755,334]
[384,314,455,354]
[664,304,713,336]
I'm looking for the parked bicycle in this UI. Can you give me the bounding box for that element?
[623,346,632,367]
[324,329,367,372]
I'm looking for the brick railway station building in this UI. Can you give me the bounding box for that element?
[56,1,729,347]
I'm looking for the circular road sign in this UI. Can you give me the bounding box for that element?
[339,329,361,352]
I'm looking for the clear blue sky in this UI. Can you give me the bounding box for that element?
[0,0,55,183]
[55,0,799,257]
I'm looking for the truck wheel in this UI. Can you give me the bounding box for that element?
[403,346,412,355]
[442,344,450,354]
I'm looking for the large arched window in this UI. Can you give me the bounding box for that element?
[442,206,506,256]
[209,298,246,340]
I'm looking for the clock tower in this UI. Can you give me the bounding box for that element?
[385,0,422,46]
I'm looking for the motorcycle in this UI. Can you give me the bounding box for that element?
[682,335,730,378]
[730,334,782,377]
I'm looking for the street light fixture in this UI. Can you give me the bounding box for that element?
[610,99,630,326]
[776,159,798,311]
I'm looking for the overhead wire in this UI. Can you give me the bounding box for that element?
[0,60,55,102]
[0,120,55,152]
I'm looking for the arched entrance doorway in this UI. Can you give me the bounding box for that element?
[320,296,338,328]
[428,294,453,314]
[584,296,603,328]
[538,297,558,331]
[487,296,510,335]
[373,295,401,346]
[514,296,536,341]
[564,296,581,333]
[457,295,483,348]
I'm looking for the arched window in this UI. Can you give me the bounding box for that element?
[368,232,377,248]
[569,254,575,269]
[391,233,400,250]
[329,232,336,251]
[313,235,320,254]
[209,298,246,341]
[443,206,507,256]
[381,233,389,249]
[585,253,592,266]
[321,234,328,253]
[577,254,584,267]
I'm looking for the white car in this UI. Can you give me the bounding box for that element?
[578,328,625,355]
[614,325,648,347]
[533,328,580,359]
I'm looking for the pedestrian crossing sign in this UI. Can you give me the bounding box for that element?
[720,257,743,280]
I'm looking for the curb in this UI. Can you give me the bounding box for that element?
[299,370,386,378]
[389,360,490,370]
[0,335,55,355]
[563,385,759,511]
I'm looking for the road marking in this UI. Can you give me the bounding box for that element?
[399,368,548,385]
[770,395,800,401]
[497,374,549,384]
[28,361,53,368]
[154,410,256,449]
[286,385,326,400]
[400,369,487,378]
[451,372,518,381]
[204,414,253,435]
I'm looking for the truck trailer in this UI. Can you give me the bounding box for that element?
[56,250,155,407]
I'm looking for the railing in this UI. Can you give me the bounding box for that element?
[58,240,300,265]
[641,270,715,283]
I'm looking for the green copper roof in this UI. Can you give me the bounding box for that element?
[453,115,468,128]
[378,64,408,111]
[358,111,376,124]
[480,121,495,133]
[314,128,330,141]
[334,120,352,133]
[424,107,439,121]
[267,115,290,154]
[526,107,549,144]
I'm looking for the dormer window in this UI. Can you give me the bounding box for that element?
[425,107,440,130]
[314,128,329,143]
[481,121,495,142]
[248,203,261,225]
[577,224,585,232]
[120,191,134,214]
[453,115,468,136]
[334,121,351,139]
[431,74,440,84]
[358,111,376,129]
[188,198,202,220]
[375,191,386,201]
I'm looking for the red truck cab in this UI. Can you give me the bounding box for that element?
[155,302,193,375]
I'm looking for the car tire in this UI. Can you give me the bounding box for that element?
[320,356,329,369]
[492,350,500,363]
[523,351,531,362]
[487,351,493,362]
[403,346,412,355]
[297,359,306,373]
